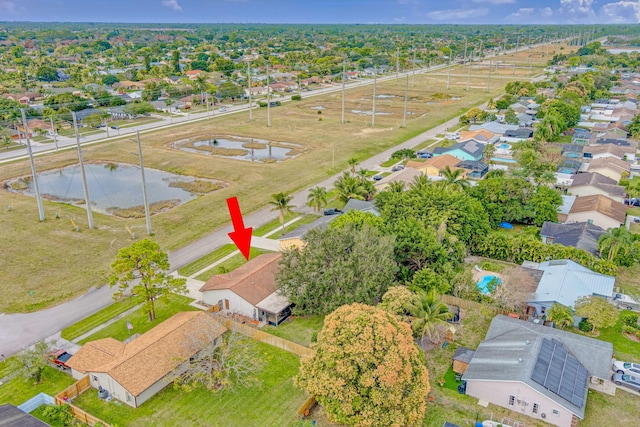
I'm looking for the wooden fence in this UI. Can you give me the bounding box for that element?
[440,294,514,317]
[215,318,315,358]
[54,376,111,427]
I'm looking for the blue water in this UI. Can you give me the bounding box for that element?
[477,275,502,294]
[490,157,517,163]
[498,143,511,149]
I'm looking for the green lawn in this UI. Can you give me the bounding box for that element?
[0,356,17,379]
[262,316,324,347]
[381,158,400,167]
[177,244,238,277]
[60,297,139,341]
[79,294,197,344]
[596,310,640,362]
[267,214,319,239]
[627,207,640,216]
[617,264,640,295]
[194,247,275,282]
[31,405,69,427]
[413,139,438,150]
[73,342,307,427]
[0,367,75,406]
[253,212,299,237]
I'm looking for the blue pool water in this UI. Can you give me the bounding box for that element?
[477,275,502,294]
[498,143,511,149]
[490,157,517,163]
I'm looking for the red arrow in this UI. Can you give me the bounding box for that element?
[226,197,252,261]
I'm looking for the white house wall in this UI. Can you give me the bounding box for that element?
[566,211,622,230]
[201,289,258,319]
[465,379,576,427]
[87,372,135,408]
[136,375,173,407]
[569,186,623,202]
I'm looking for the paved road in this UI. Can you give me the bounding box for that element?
[0,43,549,357]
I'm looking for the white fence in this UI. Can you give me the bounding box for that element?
[17,392,55,413]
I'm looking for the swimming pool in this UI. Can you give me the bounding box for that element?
[477,275,502,294]
[498,143,511,149]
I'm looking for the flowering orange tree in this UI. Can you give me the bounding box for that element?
[296,303,430,427]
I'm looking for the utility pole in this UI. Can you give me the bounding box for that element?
[136,130,152,236]
[72,112,94,229]
[513,36,520,75]
[467,49,472,91]
[266,62,271,127]
[22,108,45,222]
[203,91,209,116]
[247,61,252,121]
[447,47,452,90]
[412,48,416,87]
[49,116,58,151]
[402,74,408,128]
[396,48,400,80]
[487,59,492,92]
[341,57,346,124]
[371,66,377,127]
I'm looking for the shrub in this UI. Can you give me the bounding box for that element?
[480,260,504,273]
[291,94,302,101]
[622,324,637,334]
[317,110,322,114]
[578,318,593,333]
[259,101,268,107]
[620,311,639,329]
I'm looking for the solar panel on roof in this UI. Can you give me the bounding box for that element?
[531,338,589,408]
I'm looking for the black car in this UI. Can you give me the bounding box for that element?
[323,208,343,216]
[391,165,405,172]
[372,174,384,181]
[110,125,120,130]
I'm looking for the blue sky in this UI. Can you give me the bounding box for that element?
[0,0,638,24]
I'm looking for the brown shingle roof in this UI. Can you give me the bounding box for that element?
[588,157,631,174]
[584,144,634,157]
[67,311,222,397]
[569,194,626,224]
[199,253,281,305]
[422,154,463,171]
[569,172,626,198]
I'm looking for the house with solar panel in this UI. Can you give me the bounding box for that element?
[462,315,613,427]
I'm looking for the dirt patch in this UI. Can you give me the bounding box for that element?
[353,127,394,137]
[108,199,181,218]
[168,179,226,194]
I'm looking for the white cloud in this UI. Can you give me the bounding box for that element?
[0,1,16,13]
[541,7,553,16]
[161,0,182,11]
[600,1,640,23]
[509,7,535,17]
[427,8,489,20]
[558,0,597,21]
[471,0,516,4]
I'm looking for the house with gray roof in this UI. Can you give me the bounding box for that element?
[568,172,626,202]
[433,141,485,162]
[343,199,380,216]
[527,260,615,317]
[463,315,613,427]
[540,221,606,256]
[469,121,518,136]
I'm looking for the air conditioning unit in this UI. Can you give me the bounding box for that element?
[541,413,547,419]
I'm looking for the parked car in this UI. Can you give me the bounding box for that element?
[110,125,120,130]
[323,208,343,216]
[612,373,640,393]
[417,151,433,159]
[391,165,405,172]
[47,349,73,370]
[634,217,640,224]
[613,361,640,376]
[372,174,384,181]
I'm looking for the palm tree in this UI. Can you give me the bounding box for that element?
[546,303,574,330]
[387,181,406,193]
[410,175,431,192]
[404,290,453,343]
[269,192,294,234]
[334,172,366,203]
[0,127,12,148]
[347,157,359,174]
[598,227,633,262]
[306,186,328,214]
[441,166,470,190]
[483,144,496,162]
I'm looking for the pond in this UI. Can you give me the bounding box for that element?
[174,136,303,163]
[8,163,223,217]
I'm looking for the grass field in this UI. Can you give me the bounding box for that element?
[0,366,75,406]
[177,244,238,277]
[267,214,319,239]
[78,294,197,344]
[72,341,307,427]
[60,297,139,341]
[194,247,274,281]
[0,43,561,313]
[596,310,640,362]
[262,315,324,347]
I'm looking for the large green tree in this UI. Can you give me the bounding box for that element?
[306,186,327,214]
[546,303,574,330]
[295,303,430,427]
[109,239,187,321]
[404,290,452,343]
[598,227,634,263]
[277,224,397,315]
[9,340,51,383]
[574,296,619,333]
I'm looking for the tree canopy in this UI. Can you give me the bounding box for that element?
[574,296,619,333]
[109,239,187,321]
[276,224,397,315]
[296,303,430,427]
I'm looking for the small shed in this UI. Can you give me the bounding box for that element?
[452,346,475,374]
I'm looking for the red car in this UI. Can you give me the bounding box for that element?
[48,350,73,370]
